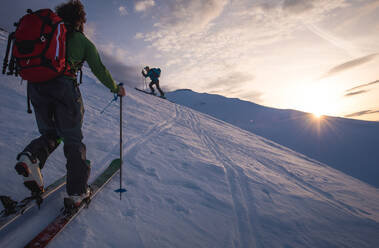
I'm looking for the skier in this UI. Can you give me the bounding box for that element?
[141,66,165,98]
[14,0,125,208]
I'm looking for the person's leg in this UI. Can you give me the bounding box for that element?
[19,83,61,168]
[63,143,89,195]
[53,77,90,196]
[16,83,61,193]
[155,80,164,97]
[20,134,61,169]
[149,81,155,94]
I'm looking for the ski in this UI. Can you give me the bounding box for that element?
[135,87,167,99]
[24,159,121,248]
[0,175,66,232]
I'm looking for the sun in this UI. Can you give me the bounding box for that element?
[293,81,340,119]
[312,112,323,119]
[300,93,329,118]
[311,108,326,119]
[310,107,326,119]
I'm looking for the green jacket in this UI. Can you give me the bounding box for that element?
[66,32,118,93]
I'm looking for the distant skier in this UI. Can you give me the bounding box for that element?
[142,66,165,98]
[14,0,125,208]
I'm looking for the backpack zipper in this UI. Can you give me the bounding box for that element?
[55,23,62,59]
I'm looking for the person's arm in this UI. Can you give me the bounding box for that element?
[141,70,147,77]
[84,37,119,93]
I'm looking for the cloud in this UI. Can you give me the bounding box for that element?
[282,0,314,14]
[137,0,351,101]
[345,80,379,92]
[142,0,349,62]
[99,43,130,63]
[119,6,128,16]
[206,72,254,91]
[135,32,144,39]
[280,0,349,18]
[155,0,228,32]
[344,90,368,97]
[324,53,378,77]
[237,91,264,103]
[135,0,155,12]
[336,0,379,32]
[306,23,358,56]
[84,22,97,41]
[96,45,140,88]
[203,71,264,101]
[99,51,140,88]
[344,109,379,118]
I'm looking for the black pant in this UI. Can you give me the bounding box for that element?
[21,77,90,195]
[149,80,164,96]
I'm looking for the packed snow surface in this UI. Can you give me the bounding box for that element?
[167,90,379,188]
[1,30,379,248]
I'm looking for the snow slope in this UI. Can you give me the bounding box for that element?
[167,89,379,188]
[1,30,379,248]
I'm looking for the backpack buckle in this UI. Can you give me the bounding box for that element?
[40,35,46,42]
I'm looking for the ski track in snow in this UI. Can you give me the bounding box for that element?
[124,99,178,163]
[181,107,259,247]
[167,90,379,189]
[254,155,361,218]
[169,105,379,247]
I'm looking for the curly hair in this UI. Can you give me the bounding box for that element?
[55,0,86,32]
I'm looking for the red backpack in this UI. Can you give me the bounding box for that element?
[2,9,68,82]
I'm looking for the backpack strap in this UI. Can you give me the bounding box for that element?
[65,59,84,85]
[78,66,83,85]
[27,81,32,114]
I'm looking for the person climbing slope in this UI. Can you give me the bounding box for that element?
[142,66,165,98]
[13,0,125,209]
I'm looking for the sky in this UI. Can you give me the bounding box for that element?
[1,0,379,121]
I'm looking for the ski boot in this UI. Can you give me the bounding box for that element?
[15,152,44,197]
[64,187,91,214]
[0,196,18,216]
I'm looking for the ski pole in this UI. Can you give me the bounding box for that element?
[100,94,118,114]
[115,83,127,199]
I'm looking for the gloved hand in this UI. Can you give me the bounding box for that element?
[117,85,126,97]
